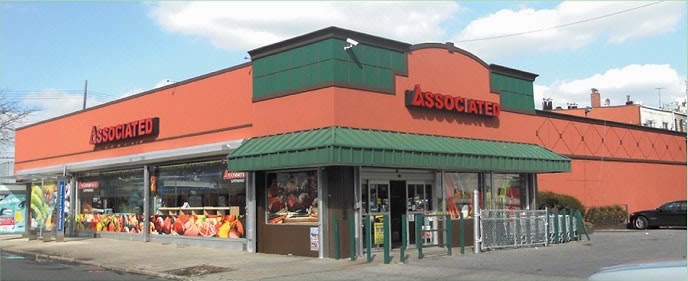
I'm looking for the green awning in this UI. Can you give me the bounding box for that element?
[227,126,570,173]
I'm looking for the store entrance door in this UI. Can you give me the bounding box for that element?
[389,181,406,248]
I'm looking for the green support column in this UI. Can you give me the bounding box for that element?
[459,212,465,255]
[349,214,356,261]
[446,214,452,256]
[383,214,390,264]
[400,214,407,263]
[416,213,423,259]
[333,215,340,260]
[365,216,372,263]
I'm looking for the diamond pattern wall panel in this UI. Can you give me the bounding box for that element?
[536,117,686,163]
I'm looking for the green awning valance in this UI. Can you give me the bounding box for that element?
[227,126,570,173]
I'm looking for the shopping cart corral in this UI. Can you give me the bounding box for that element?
[479,208,589,251]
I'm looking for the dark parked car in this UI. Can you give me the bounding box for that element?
[629,200,686,230]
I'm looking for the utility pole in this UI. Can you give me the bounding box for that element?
[82,80,88,110]
[655,87,663,109]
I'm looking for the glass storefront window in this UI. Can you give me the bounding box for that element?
[152,160,246,238]
[155,161,244,210]
[493,173,524,210]
[444,172,528,217]
[443,173,478,218]
[266,171,318,224]
[75,169,144,233]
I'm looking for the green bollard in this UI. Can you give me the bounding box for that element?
[349,214,356,261]
[446,214,452,256]
[416,213,423,259]
[333,215,340,260]
[459,212,464,255]
[383,214,390,264]
[366,215,372,262]
[576,210,590,241]
[400,214,407,263]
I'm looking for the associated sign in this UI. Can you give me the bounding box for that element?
[78,181,99,189]
[89,117,159,145]
[223,170,246,183]
[405,84,500,117]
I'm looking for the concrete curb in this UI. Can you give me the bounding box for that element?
[2,248,192,281]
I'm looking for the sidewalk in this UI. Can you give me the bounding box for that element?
[0,234,582,281]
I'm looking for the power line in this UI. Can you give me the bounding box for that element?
[2,90,113,100]
[455,1,664,43]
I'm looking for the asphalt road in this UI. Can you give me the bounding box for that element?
[0,229,685,281]
[0,251,164,281]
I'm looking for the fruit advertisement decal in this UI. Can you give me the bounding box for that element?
[75,213,245,238]
[30,182,57,231]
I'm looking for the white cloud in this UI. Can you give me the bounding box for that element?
[535,64,686,110]
[18,79,180,126]
[149,1,459,51]
[153,79,175,89]
[118,88,144,100]
[453,1,685,60]
[17,91,104,126]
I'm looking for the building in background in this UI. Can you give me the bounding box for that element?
[546,88,687,133]
[0,159,15,184]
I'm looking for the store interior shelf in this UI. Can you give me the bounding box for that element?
[156,206,240,216]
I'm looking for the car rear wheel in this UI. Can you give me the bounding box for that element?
[634,216,649,230]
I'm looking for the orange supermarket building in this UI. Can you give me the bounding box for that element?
[14,27,686,258]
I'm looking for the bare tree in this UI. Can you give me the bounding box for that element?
[0,92,34,145]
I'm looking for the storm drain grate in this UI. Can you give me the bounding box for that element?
[165,265,232,276]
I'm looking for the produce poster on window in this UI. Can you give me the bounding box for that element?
[0,193,26,234]
[373,221,384,245]
[310,227,319,251]
[267,171,318,224]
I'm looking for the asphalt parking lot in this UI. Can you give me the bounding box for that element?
[408,228,687,280]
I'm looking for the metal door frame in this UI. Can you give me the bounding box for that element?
[362,180,391,250]
[405,180,434,248]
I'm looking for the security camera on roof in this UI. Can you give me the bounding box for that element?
[344,38,359,50]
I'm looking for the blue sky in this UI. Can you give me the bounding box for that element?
[1,1,686,156]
